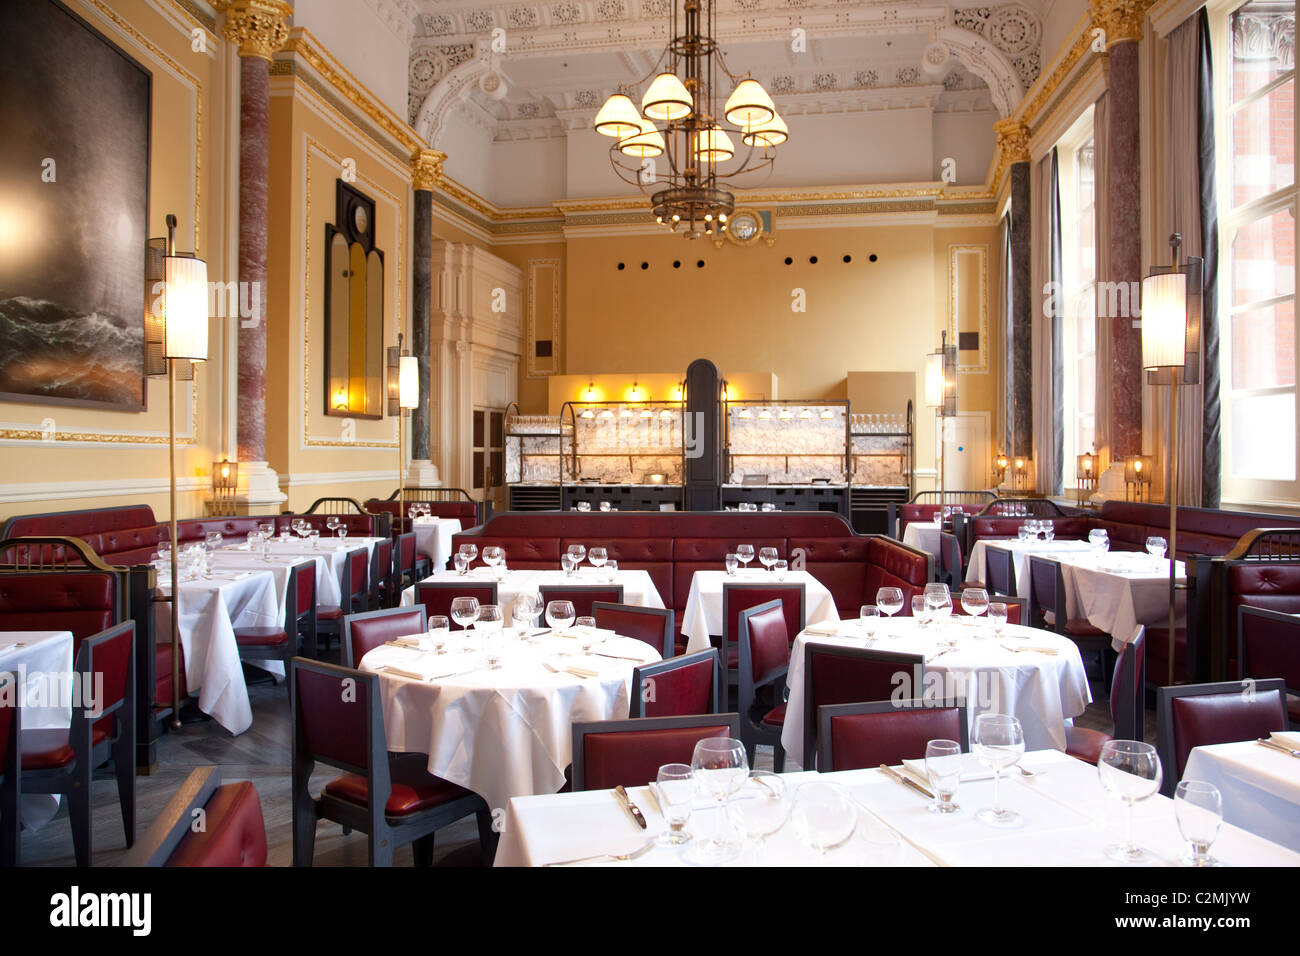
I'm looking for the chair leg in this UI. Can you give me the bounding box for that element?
[773,740,786,774]
[68,771,93,867]
[476,808,499,866]
[412,832,435,866]
[113,737,136,848]
[0,781,18,866]
[292,804,317,866]
[370,830,394,867]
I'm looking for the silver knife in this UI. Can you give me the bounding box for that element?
[614,784,648,829]
[1257,738,1300,758]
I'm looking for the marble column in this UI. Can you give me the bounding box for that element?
[408,149,446,487]
[220,0,290,512]
[995,119,1034,459]
[1092,0,1154,459]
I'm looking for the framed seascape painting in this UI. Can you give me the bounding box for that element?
[0,0,152,411]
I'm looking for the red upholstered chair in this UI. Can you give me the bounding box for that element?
[1238,607,1300,726]
[120,767,267,867]
[290,658,493,866]
[1156,678,1288,795]
[938,532,966,589]
[395,532,430,590]
[1026,556,1109,666]
[803,645,924,770]
[984,546,1017,597]
[234,561,318,668]
[414,581,499,622]
[0,670,18,866]
[630,650,720,718]
[570,714,742,791]
[736,601,790,771]
[317,548,370,653]
[1066,626,1147,765]
[538,585,625,620]
[593,602,674,659]
[20,621,135,866]
[343,606,428,668]
[952,595,1025,626]
[721,582,805,684]
[370,538,395,609]
[818,698,969,771]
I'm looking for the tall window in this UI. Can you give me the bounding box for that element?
[1219,0,1297,501]
[1056,114,1097,487]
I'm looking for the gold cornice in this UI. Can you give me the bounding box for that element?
[410,149,446,192]
[1089,0,1158,47]
[216,0,291,61]
[991,117,1031,189]
[161,0,217,34]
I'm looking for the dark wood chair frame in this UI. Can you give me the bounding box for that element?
[736,600,788,772]
[817,697,970,772]
[592,601,674,659]
[569,713,742,792]
[630,649,721,718]
[342,605,428,668]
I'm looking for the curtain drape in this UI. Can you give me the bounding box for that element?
[1094,92,1112,470]
[1032,151,1064,494]
[1160,9,1220,507]
[1000,213,1013,455]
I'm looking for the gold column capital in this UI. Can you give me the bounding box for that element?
[993,118,1031,164]
[1088,0,1156,48]
[411,148,447,192]
[216,0,292,61]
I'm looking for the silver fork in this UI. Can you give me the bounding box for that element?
[542,839,658,867]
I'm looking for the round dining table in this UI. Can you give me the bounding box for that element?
[360,626,661,812]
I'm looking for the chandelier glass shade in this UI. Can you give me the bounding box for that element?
[593,0,787,239]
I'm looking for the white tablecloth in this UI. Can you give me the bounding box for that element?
[965,538,1095,589]
[0,630,74,828]
[360,628,660,812]
[780,617,1092,766]
[1060,553,1187,652]
[400,567,665,620]
[1182,737,1300,852]
[681,569,839,655]
[495,749,1300,866]
[212,536,384,610]
[154,570,281,735]
[411,517,460,571]
[901,523,942,555]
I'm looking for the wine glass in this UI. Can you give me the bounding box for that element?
[513,592,543,639]
[925,739,963,814]
[1089,528,1110,553]
[204,531,223,553]
[654,764,695,846]
[449,596,480,634]
[736,544,755,570]
[876,587,904,636]
[972,713,1026,828]
[477,604,504,669]
[482,545,505,577]
[1175,780,1223,867]
[1098,739,1163,863]
[1145,536,1167,566]
[961,587,989,634]
[308,528,320,549]
[758,546,779,572]
[426,615,450,654]
[588,546,608,570]
[858,605,880,642]
[560,552,577,577]
[545,599,575,637]
[924,582,953,624]
[689,737,749,863]
[988,602,1009,637]
[603,559,618,582]
[724,553,739,576]
[258,520,275,540]
[325,517,340,538]
[458,543,478,567]
[567,544,587,569]
[791,781,857,856]
[772,559,788,580]
[726,770,792,863]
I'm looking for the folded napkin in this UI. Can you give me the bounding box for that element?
[1271,731,1300,750]
[385,637,422,649]
[383,666,432,682]
[803,623,843,637]
[1002,643,1059,656]
[902,753,997,783]
[558,627,618,642]
[565,661,603,678]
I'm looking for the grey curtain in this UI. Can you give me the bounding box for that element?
[1000,213,1013,454]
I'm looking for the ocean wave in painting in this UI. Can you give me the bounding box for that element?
[0,294,143,407]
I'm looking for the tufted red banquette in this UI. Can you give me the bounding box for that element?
[3,506,163,567]
[364,498,478,535]
[451,512,932,644]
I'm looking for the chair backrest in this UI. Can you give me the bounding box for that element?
[73,620,135,740]
[952,594,1025,626]
[370,539,394,601]
[803,644,924,770]
[396,532,418,576]
[984,546,1016,597]
[938,532,963,587]
[1238,607,1300,693]
[292,561,316,619]
[592,602,673,658]
[818,698,969,771]
[1156,678,1288,793]
[1110,626,1147,740]
[414,581,499,621]
[737,600,789,709]
[343,548,370,610]
[290,658,383,776]
[343,606,428,668]
[722,583,806,662]
[630,650,720,718]
[0,669,17,785]
[120,767,267,867]
[1026,556,1063,631]
[570,713,742,791]
[537,585,625,619]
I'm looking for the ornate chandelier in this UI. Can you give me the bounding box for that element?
[592,0,787,239]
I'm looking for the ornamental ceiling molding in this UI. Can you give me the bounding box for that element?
[938,25,1023,117]
[364,0,421,47]
[1087,0,1158,47]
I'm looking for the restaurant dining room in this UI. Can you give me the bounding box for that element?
[0,0,1297,930]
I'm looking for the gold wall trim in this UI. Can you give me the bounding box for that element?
[271,60,411,167]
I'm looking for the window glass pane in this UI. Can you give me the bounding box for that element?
[1230,392,1297,479]
[1231,207,1296,306]
[1232,299,1297,388]
[1232,78,1295,205]
[1231,2,1296,101]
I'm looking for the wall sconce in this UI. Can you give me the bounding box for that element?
[1012,456,1032,492]
[671,381,684,402]
[1076,450,1098,505]
[582,380,599,402]
[1124,454,1154,501]
[628,380,646,402]
[993,452,1009,485]
[212,458,239,513]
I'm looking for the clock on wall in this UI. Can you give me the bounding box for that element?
[716,207,775,248]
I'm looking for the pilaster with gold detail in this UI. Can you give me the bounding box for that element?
[215,0,292,61]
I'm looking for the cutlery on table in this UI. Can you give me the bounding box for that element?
[589,649,646,662]
[878,763,935,800]
[614,785,648,829]
[1257,737,1300,759]
[542,839,657,867]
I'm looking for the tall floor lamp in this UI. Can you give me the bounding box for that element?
[925,331,958,508]
[387,334,419,505]
[160,214,209,727]
[1141,234,1203,686]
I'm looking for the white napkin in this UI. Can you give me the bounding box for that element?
[1270,731,1300,750]
[558,627,618,642]
[902,753,996,783]
[1001,642,1059,656]
[803,623,842,637]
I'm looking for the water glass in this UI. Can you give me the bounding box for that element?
[458,543,478,565]
[988,602,1009,636]
[482,545,505,577]
[426,615,450,654]
[772,559,788,580]
[1175,780,1223,867]
[876,587,904,635]
[560,552,577,576]
[654,764,696,845]
[924,582,953,622]
[724,553,739,576]
[726,771,792,862]
[204,531,223,553]
[791,781,857,856]
[603,559,618,582]
[513,593,542,638]
[925,739,963,814]
[588,546,608,569]
[477,604,504,668]
[911,594,930,627]
[858,605,880,641]
[1146,536,1167,563]
[1098,740,1163,863]
[308,529,320,549]
[567,544,587,567]
[453,552,470,575]
[973,713,1026,828]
